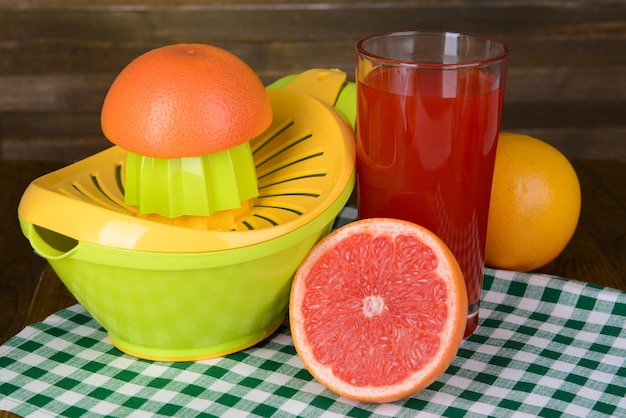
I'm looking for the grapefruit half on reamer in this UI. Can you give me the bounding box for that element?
[289,218,467,403]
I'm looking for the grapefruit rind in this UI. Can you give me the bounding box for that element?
[101,43,273,158]
[290,218,467,403]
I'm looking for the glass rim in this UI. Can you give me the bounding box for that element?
[356,30,509,69]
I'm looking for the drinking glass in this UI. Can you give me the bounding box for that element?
[356,31,508,337]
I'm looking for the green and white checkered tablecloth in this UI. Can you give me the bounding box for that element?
[1,207,625,417]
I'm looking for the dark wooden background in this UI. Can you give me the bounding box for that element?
[1,0,625,346]
[2,0,625,162]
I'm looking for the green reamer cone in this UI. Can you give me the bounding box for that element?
[124,141,258,218]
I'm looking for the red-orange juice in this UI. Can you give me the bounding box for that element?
[357,53,506,337]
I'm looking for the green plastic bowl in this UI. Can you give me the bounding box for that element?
[18,69,356,361]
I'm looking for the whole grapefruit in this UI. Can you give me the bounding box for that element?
[486,132,581,272]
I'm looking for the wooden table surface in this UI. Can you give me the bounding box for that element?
[1,156,625,346]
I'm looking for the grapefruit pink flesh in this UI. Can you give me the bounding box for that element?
[290,218,467,402]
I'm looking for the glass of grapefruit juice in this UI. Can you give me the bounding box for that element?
[356,31,508,337]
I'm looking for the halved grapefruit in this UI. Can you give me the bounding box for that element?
[289,218,467,403]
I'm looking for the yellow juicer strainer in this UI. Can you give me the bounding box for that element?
[17,69,356,361]
[19,69,355,253]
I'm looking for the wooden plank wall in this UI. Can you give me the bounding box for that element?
[1,0,625,162]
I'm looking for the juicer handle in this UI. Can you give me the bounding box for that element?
[19,219,79,260]
[267,69,356,130]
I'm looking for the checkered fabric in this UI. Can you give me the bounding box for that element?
[1,207,625,417]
